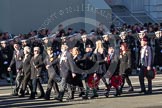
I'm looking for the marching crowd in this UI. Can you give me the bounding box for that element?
[0,22,162,101]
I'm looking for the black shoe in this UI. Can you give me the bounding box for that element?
[29,92,35,99]
[128,87,134,92]
[79,92,85,97]
[38,95,45,99]
[114,93,121,97]
[146,91,152,95]
[114,93,119,97]
[156,67,160,71]
[104,92,109,98]
[90,94,98,99]
[66,97,74,101]
[139,90,146,94]
[119,88,123,94]
[97,87,99,90]
[12,93,18,96]
[55,97,63,102]
[19,94,25,98]
[114,90,121,97]
[29,96,35,99]
[25,91,30,95]
[82,96,89,100]
[44,97,50,100]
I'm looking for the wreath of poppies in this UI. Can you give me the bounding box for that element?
[110,75,123,88]
[87,74,100,88]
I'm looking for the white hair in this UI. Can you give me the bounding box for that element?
[24,46,31,53]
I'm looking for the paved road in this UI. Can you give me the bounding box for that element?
[0,74,162,108]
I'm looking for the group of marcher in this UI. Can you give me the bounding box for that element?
[0,23,162,102]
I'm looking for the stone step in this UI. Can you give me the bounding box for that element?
[110,5,156,25]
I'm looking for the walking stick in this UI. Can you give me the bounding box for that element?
[9,70,14,94]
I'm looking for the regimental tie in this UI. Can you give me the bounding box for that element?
[107,55,111,65]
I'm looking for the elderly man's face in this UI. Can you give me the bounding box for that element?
[155,32,161,38]
[24,47,30,54]
[82,37,87,42]
[14,44,20,50]
[61,45,67,52]
[47,49,53,55]
[34,49,40,54]
[1,43,7,48]
[22,41,27,46]
[121,35,126,40]
[44,39,48,43]
[104,36,109,41]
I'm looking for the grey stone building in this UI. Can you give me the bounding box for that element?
[0,0,111,35]
[0,0,162,35]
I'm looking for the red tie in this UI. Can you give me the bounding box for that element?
[107,55,111,65]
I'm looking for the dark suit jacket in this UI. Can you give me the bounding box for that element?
[30,54,43,79]
[44,55,58,78]
[1,46,13,66]
[9,49,24,70]
[103,40,110,53]
[59,51,74,78]
[19,54,32,75]
[140,46,152,67]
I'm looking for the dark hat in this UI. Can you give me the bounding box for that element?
[68,28,73,30]
[8,39,14,42]
[14,41,21,45]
